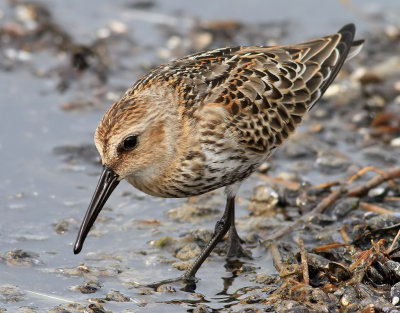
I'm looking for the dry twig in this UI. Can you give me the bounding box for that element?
[265,168,400,260]
[313,181,341,189]
[347,168,400,197]
[389,228,400,253]
[298,238,309,285]
[340,226,351,243]
[360,202,393,215]
[270,243,283,272]
[312,242,348,252]
[265,188,344,242]
[384,196,400,201]
[346,166,385,185]
[255,173,300,190]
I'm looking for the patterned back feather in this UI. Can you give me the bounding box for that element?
[122,24,363,155]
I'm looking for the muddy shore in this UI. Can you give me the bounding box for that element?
[1,1,400,312]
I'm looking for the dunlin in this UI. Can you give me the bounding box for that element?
[74,24,363,286]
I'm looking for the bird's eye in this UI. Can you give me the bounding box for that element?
[122,135,138,150]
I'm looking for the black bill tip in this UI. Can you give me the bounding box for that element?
[73,165,119,254]
[73,242,82,254]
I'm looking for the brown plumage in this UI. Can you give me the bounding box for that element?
[74,24,364,287]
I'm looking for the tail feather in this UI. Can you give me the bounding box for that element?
[317,24,359,96]
[347,39,365,61]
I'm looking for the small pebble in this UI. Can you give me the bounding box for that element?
[72,280,101,294]
[16,307,38,313]
[105,290,131,302]
[2,250,42,267]
[175,243,201,260]
[109,20,128,34]
[367,186,387,199]
[386,260,400,281]
[316,154,350,172]
[341,286,357,306]
[391,137,400,147]
[156,284,176,293]
[193,304,212,313]
[172,260,192,271]
[0,285,25,303]
[168,204,220,223]
[331,198,359,218]
[392,282,400,305]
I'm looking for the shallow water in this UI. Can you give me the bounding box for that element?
[1,1,400,312]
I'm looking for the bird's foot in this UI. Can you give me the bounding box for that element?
[226,228,252,259]
[141,275,198,292]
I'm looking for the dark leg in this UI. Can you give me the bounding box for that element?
[183,196,235,279]
[145,197,238,291]
[226,202,251,259]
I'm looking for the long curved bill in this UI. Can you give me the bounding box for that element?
[73,165,120,254]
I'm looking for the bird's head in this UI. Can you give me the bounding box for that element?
[73,84,180,254]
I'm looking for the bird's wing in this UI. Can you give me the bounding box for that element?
[201,23,362,153]
[127,24,362,154]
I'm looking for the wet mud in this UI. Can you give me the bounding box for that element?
[2,0,400,312]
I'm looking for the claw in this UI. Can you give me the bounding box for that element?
[226,226,252,259]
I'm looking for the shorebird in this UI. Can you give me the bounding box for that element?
[73,24,363,286]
